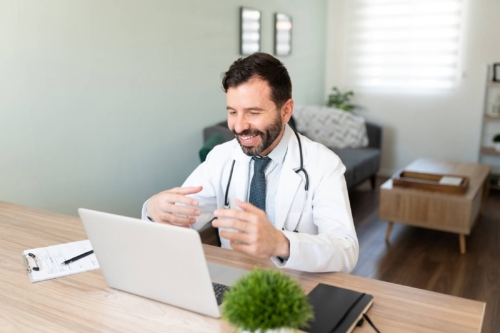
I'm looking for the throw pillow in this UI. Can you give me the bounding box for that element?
[293,105,369,149]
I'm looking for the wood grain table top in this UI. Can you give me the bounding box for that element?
[0,201,485,332]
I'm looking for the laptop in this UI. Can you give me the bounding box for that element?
[78,208,249,318]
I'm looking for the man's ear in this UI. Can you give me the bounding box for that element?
[281,99,294,123]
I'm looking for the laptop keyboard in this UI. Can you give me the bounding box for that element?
[212,282,230,305]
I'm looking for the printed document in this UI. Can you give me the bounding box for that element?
[22,240,99,283]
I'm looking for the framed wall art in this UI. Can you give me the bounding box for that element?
[274,13,292,56]
[240,7,261,55]
[493,63,500,82]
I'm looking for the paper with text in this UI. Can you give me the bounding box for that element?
[22,240,100,283]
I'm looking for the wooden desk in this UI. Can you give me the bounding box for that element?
[380,158,490,254]
[0,201,485,332]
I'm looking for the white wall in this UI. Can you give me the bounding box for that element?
[326,0,500,176]
[0,0,327,217]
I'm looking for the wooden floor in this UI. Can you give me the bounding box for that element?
[200,177,500,332]
[349,177,500,333]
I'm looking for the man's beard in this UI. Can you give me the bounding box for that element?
[232,114,283,156]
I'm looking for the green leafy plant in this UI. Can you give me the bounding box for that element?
[326,87,357,111]
[493,133,500,143]
[222,269,313,332]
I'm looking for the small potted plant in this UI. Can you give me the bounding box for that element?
[222,269,313,333]
[326,86,357,111]
[494,133,500,151]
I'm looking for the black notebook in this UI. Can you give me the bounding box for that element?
[301,283,374,333]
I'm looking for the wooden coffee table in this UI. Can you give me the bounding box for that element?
[380,158,490,254]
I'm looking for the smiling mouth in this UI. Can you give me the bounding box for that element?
[240,135,256,141]
[238,134,260,146]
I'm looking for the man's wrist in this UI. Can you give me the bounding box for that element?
[275,231,290,258]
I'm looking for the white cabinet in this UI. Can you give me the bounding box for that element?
[479,65,500,190]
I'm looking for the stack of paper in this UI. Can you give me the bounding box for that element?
[439,176,463,186]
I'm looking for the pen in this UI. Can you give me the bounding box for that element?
[61,250,94,265]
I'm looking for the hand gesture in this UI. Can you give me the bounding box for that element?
[212,199,290,258]
[146,186,202,228]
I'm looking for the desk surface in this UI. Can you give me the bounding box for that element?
[0,201,485,333]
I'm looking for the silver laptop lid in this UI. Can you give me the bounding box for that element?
[78,208,220,318]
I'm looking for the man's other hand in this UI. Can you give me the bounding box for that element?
[212,199,290,258]
[146,186,202,228]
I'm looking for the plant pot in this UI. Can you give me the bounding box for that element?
[495,142,500,152]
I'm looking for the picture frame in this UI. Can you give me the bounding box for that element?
[493,63,500,82]
[240,7,261,55]
[274,13,292,56]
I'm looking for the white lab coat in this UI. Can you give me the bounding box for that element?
[177,126,359,273]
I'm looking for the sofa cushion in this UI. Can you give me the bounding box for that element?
[331,148,380,188]
[293,105,369,148]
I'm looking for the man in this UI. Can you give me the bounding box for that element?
[142,53,358,273]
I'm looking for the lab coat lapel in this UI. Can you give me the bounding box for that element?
[274,132,304,230]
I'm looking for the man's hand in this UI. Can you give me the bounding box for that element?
[212,199,290,258]
[146,186,202,228]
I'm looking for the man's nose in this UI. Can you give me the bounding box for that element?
[233,114,250,134]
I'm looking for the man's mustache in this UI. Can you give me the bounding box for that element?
[232,129,264,137]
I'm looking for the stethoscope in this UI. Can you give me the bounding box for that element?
[223,129,309,233]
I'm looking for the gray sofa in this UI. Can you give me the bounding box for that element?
[203,119,382,190]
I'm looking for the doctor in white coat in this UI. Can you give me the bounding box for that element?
[143,53,358,273]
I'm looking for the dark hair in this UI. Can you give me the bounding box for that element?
[222,52,292,109]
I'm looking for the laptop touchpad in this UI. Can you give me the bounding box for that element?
[207,263,248,286]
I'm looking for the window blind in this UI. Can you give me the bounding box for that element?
[345,0,463,90]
